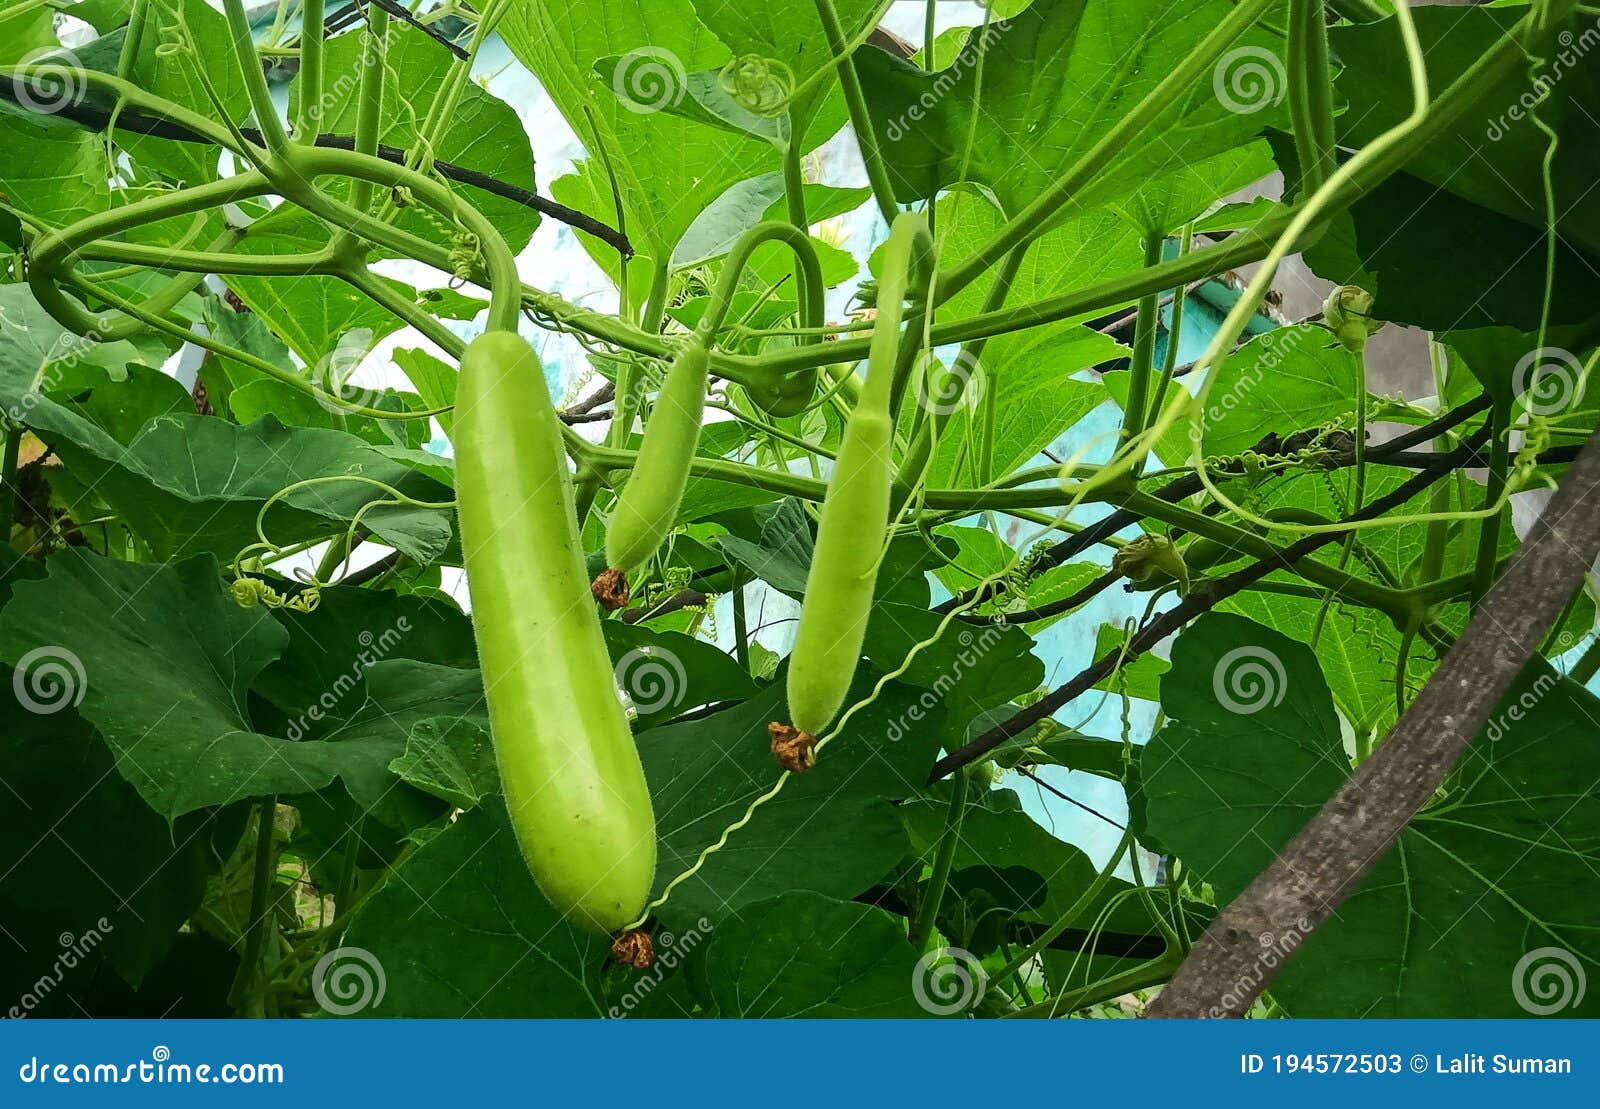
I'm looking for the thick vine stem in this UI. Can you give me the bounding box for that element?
[25,173,275,338]
[222,0,290,153]
[701,220,829,413]
[812,0,900,225]
[273,144,522,332]
[295,0,327,146]
[908,770,969,950]
[1287,0,1338,196]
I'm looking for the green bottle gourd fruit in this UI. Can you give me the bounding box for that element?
[604,340,710,577]
[454,329,656,934]
[784,213,929,741]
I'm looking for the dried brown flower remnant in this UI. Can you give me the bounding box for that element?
[590,568,629,611]
[611,928,654,969]
[768,722,817,773]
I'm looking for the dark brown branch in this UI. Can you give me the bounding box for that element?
[926,426,1491,784]
[934,396,1492,617]
[1149,424,1600,1017]
[0,84,632,256]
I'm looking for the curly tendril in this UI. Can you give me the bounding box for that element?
[230,576,321,613]
[718,55,796,117]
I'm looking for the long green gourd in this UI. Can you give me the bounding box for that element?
[596,222,830,607]
[455,329,656,937]
[782,212,931,754]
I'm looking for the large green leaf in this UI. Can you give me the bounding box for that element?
[863,601,1044,740]
[1144,613,1600,1017]
[640,678,938,930]
[500,0,779,271]
[0,551,449,822]
[343,801,611,1017]
[224,210,415,366]
[1322,6,1600,332]
[0,696,244,986]
[854,0,1289,220]
[692,891,932,1017]
[118,0,249,184]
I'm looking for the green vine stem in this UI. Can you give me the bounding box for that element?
[1003,952,1182,1019]
[812,0,900,225]
[991,826,1137,992]
[908,769,969,950]
[1118,231,1167,457]
[1471,392,1514,603]
[222,0,291,153]
[295,0,326,145]
[1287,0,1338,196]
[344,4,390,217]
[227,797,280,1015]
[0,424,22,542]
[1143,224,1192,424]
